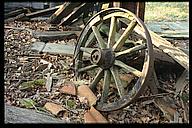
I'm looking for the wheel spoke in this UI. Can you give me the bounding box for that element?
[78,64,98,73]
[110,66,125,98]
[80,47,94,54]
[85,23,102,47]
[113,19,137,51]
[101,69,111,103]
[107,16,116,48]
[90,68,104,91]
[115,43,146,57]
[114,60,142,77]
[92,25,106,49]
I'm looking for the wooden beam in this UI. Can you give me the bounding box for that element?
[25,5,62,19]
[134,25,189,70]
[59,3,93,26]
[4,7,30,19]
[48,2,82,24]
[136,2,145,21]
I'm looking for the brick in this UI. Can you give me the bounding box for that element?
[77,85,97,106]
[59,81,77,96]
[84,106,108,123]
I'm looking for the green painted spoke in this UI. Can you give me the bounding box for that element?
[85,24,102,47]
[113,19,137,51]
[92,25,106,49]
[80,47,94,54]
[107,16,116,48]
[78,64,98,73]
[90,68,104,91]
[101,70,111,103]
[114,60,142,77]
[115,43,146,57]
[110,66,125,98]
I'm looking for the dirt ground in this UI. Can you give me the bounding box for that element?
[4,20,189,123]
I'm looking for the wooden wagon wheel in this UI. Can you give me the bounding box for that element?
[74,8,154,111]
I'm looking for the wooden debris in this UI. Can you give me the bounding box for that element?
[59,3,92,26]
[48,2,82,24]
[44,102,65,116]
[84,106,108,123]
[30,41,46,52]
[134,25,189,70]
[147,71,178,122]
[4,7,30,19]
[154,98,177,121]
[4,13,27,23]
[59,81,77,96]
[33,31,78,42]
[175,69,188,96]
[146,21,189,38]
[77,85,97,106]
[42,43,75,56]
[25,5,62,19]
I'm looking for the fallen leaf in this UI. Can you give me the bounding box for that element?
[77,85,97,106]
[44,102,65,116]
[66,100,76,109]
[19,98,37,108]
[59,81,76,96]
[19,79,46,90]
[84,106,108,123]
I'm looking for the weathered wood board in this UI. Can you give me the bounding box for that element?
[145,21,189,38]
[33,31,79,42]
[48,2,82,24]
[134,25,189,70]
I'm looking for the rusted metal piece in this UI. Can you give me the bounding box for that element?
[74,8,154,111]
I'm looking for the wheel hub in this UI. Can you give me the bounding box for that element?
[90,48,115,69]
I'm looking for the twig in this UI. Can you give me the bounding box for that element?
[136,92,172,102]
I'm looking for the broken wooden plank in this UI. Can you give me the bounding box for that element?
[4,7,30,19]
[5,5,62,23]
[42,43,75,56]
[175,69,188,96]
[59,3,92,26]
[153,47,175,64]
[134,25,189,70]
[5,104,65,123]
[31,42,46,52]
[48,2,82,24]
[33,31,79,42]
[146,21,189,38]
[147,71,178,122]
[31,42,89,57]
[25,5,62,19]
[4,13,27,23]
